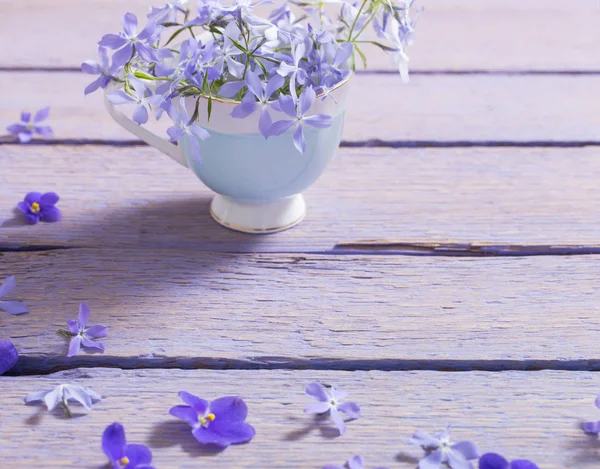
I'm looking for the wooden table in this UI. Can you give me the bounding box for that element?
[2,1,600,467]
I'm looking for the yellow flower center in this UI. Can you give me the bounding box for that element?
[31,202,40,214]
[199,412,216,427]
[119,456,130,466]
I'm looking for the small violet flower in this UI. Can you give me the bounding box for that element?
[6,107,53,143]
[276,41,308,101]
[99,12,160,67]
[107,75,164,125]
[0,340,18,375]
[24,384,102,418]
[268,86,332,153]
[166,99,210,165]
[62,302,108,357]
[169,391,256,447]
[304,382,360,435]
[479,453,539,469]
[323,455,389,469]
[0,275,28,315]
[82,47,117,95]
[102,422,156,469]
[582,392,600,433]
[409,426,479,469]
[17,192,61,225]
[230,70,284,138]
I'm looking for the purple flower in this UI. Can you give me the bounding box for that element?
[166,99,210,166]
[98,13,160,67]
[6,107,53,143]
[304,382,360,436]
[107,75,164,125]
[148,0,189,24]
[81,47,116,95]
[230,70,284,138]
[17,192,61,225]
[409,426,479,469]
[102,423,155,469]
[169,391,256,447]
[323,455,389,469]
[0,275,28,315]
[268,86,332,153]
[276,42,308,101]
[65,302,108,357]
[479,453,539,469]
[582,392,600,433]
[0,340,18,375]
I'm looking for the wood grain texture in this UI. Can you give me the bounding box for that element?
[2,146,600,251]
[2,249,600,370]
[3,72,600,142]
[2,0,599,70]
[1,369,599,468]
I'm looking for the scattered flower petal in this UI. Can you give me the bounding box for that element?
[0,340,18,375]
[7,108,53,143]
[60,302,108,357]
[24,384,102,417]
[304,382,360,435]
[102,422,156,469]
[0,275,28,314]
[478,453,539,469]
[17,192,61,225]
[409,426,479,469]
[323,455,389,469]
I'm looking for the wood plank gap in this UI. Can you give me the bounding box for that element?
[3,66,600,76]
[10,357,600,376]
[2,139,600,148]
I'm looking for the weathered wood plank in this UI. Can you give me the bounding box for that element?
[2,146,600,250]
[2,0,599,70]
[2,249,600,369]
[3,72,600,142]
[1,369,598,468]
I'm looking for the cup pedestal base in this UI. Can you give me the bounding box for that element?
[210,194,306,234]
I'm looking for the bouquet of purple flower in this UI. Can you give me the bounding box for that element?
[84,0,418,159]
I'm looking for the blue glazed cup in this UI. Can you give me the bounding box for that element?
[105,75,351,233]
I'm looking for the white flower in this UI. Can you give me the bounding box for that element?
[24,384,102,417]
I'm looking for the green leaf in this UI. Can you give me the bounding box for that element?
[188,97,201,126]
[133,71,171,81]
[164,26,188,46]
[207,96,213,122]
[160,22,181,27]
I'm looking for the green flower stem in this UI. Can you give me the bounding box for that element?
[347,0,370,41]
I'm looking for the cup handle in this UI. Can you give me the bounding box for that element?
[104,87,188,168]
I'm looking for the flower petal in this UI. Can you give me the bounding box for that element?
[348,455,365,469]
[409,430,440,449]
[78,302,90,328]
[43,386,63,411]
[305,382,328,402]
[133,105,149,125]
[33,107,50,123]
[0,340,18,375]
[102,422,126,462]
[219,80,246,98]
[258,108,272,139]
[84,77,105,95]
[330,386,348,402]
[0,275,17,298]
[304,402,331,414]
[451,441,479,460]
[40,206,62,223]
[17,131,34,143]
[20,111,32,123]
[98,34,128,49]
[112,43,135,67]
[64,385,93,410]
[477,455,509,469]
[304,114,333,129]
[338,401,360,419]
[123,443,153,466]
[230,101,258,119]
[169,405,199,427]
[267,119,295,137]
[40,192,59,207]
[81,336,105,352]
[24,390,49,404]
[293,124,306,153]
[419,449,444,469]
[67,336,82,357]
[107,90,136,105]
[81,60,101,75]
[210,396,248,422]
[278,94,297,118]
[583,420,600,433]
[25,192,42,205]
[23,213,39,224]
[178,391,209,414]
[209,419,255,445]
[245,70,264,100]
[0,300,28,315]
[595,392,600,409]
[67,319,80,335]
[330,407,346,435]
[446,449,473,469]
[34,125,54,138]
[85,325,108,339]
[192,426,232,447]
[122,12,139,37]
[298,86,316,116]
[265,74,285,100]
